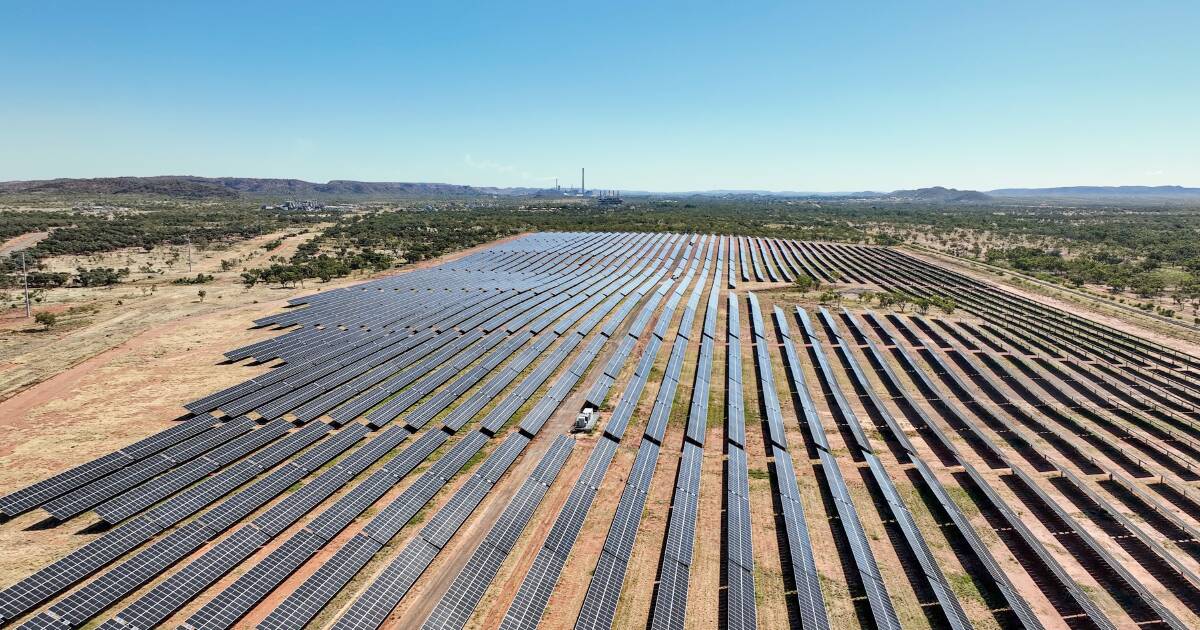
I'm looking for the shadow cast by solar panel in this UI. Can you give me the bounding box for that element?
[77,519,114,535]
[931,319,978,352]
[909,318,953,350]
[1150,481,1200,524]
[886,315,923,348]
[915,348,1054,473]
[849,377,912,465]
[1100,480,1200,566]
[863,372,960,470]
[916,389,1008,470]
[802,346,867,465]
[995,356,1154,478]
[861,315,893,345]
[24,516,61,531]
[944,350,1105,476]
[839,312,868,346]
[956,322,1006,354]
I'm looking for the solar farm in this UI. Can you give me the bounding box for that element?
[4,230,1200,629]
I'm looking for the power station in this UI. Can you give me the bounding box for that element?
[561,167,622,204]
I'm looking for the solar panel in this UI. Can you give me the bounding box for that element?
[46,520,213,625]
[183,528,322,630]
[257,534,385,630]
[322,538,439,630]
[107,526,270,629]
[0,516,162,621]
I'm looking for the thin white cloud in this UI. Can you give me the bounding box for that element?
[464,154,555,183]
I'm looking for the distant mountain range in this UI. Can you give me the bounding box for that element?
[3,176,1199,204]
[988,185,1200,200]
[0,176,548,199]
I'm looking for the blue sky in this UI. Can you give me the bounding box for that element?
[2,1,1197,191]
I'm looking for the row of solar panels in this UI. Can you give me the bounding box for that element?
[783,308,897,630]
[32,255,622,526]
[873,247,1190,400]
[936,314,1200,487]
[721,293,756,630]
[931,309,1200,535]
[745,294,830,629]
[820,242,1200,482]
[253,232,612,329]
[573,240,712,628]
[947,305,1200,455]
[903,314,1136,479]
[852,307,1129,630]
[733,235,827,285]
[277,232,638,329]
[207,241,647,418]
[895,307,1177,481]
[883,313,1200,628]
[649,236,725,630]
[864,312,1104,624]
[18,231,1200,628]
[1,233,684,627]
[25,232,667,523]
[237,233,633,363]
[421,435,575,630]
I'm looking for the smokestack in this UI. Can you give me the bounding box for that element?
[581,168,585,195]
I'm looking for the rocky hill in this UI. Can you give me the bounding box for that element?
[887,186,992,202]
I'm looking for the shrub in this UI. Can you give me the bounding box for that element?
[34,311,57,328]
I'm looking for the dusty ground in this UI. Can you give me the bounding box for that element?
[0,227,324,401]
[0,230,51,256]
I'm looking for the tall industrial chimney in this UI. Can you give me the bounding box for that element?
[581,168,585,195]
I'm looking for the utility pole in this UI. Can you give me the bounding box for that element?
[186,234,193,272]
[21,251,31,318]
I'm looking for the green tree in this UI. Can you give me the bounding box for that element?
[817,290,841,306]
[197,289,207,302]
[34,311,57,329]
